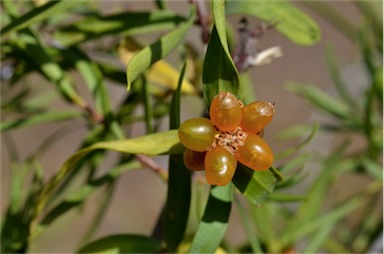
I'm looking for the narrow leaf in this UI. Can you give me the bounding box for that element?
[126,6,196,90]
[169,61,186,129]
[226,0,321,45]
[203,0,239,107]
[189,185,234,253]
[164,62,191,252]
[77,234,162,253]
[164,154,191,252]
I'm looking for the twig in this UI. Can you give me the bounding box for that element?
[135,154,168,181]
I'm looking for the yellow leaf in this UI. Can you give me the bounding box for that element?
[147,60,195,94]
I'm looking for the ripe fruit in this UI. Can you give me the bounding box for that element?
[183,149,206,171]
[240,101,275,134]
[237,134,273,170]
[178,117,217,152]
[178,92,275,186]
[210,92,243,131]
[205,145,237,186]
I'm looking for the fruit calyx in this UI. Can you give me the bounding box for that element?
[209,127,248,155]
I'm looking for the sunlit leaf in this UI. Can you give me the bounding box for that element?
[232,165,277,205]
[189,185,234,253]
[226,0,321,45]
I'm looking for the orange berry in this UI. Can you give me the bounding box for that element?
[240,101,275,134]
[178,117,217,152]
[237,134,273,170]
[205,145,237,186]
[183,149,206,171]
[210,92,242,132]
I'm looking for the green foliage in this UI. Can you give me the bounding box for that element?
[164,62,191,252]
[203,0,239,107]
[1,1,382,254]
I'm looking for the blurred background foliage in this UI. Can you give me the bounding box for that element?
[1,0,382,253]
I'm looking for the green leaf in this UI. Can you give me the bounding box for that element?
[232,165,277,205]
[1,1,80,35]
[164,62,191,252]
[164,154,191,252]
[77,234,162,253]
[77,130,183,156]
[1,110,82,132]
[226,0,321,46]
[203,0,239,107]
[55,11,185,46]
[189,184,234,253]
[169,61,187,129]
[126,6,196,90]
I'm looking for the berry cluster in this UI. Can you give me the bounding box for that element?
[178,92,275,186]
